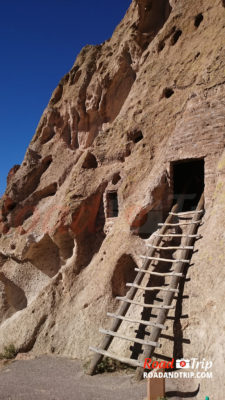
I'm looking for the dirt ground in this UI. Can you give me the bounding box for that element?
[0,356,200,400]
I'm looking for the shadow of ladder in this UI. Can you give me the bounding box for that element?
[88,193,205,379]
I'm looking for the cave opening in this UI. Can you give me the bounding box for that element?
[112,173,121,185]
[106,191,119,218]
[82,152,98,169]
[171,29,182,45]
[158,40,165,52]
[127,130,144,144]
[111,254,137,297]
[163,87,174,99]
[194,13,204,28]
[171,158,205,211]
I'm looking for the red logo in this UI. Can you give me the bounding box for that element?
[180,361,186,367]
[144,358,174,370]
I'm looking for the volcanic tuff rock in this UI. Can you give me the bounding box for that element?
[0,0,225,398]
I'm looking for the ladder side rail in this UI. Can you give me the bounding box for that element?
[87,203,179,375]
[135,193,204,380]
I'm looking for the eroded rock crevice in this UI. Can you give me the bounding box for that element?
[112,254,137,297]
[98,59,136,124]
[7,165,20,185]
[19,315,48,354]
[5,182,57,229]
[135,0,172,49]
[22,234,61,278]
[34,36,139,152]
[10,155,52,204]
[37,44,135,149]
[70,188,106,271]
[0,272,27,312]
[131,172,171,238]
[81,152,98,169]
[53,228,75,262]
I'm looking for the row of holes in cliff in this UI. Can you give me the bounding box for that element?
[158,12,204,53]
[159,13,204,100]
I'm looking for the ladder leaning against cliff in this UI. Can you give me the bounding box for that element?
[88,193,204,378]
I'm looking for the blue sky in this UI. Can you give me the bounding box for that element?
[0,0,131,196]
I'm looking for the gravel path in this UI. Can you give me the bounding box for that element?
[0,356,200,400]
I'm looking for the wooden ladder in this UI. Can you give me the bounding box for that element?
[88,194,204,378]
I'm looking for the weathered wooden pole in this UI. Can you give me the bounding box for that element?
[87,203,179,375]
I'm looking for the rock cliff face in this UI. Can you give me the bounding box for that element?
[0,0,225,397]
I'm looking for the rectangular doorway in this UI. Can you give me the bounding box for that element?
[171,158,205,211]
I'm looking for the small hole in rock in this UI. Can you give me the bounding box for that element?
[112,173,121,185]
[44,156,53,167]
[158,41,165,52]
[163,88,174,99]
[142,42,149,51]
[171,30,182,45]
[127,130,143,143]
[194,13,203,28]
[7,203,16,212]
[82,152,98,169]
[144,51,150,59]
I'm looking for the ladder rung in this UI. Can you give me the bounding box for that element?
[135,268,184,277]
[158,221,201,227]
[169,210,204,216]
[107,313,168,330]
[140,255,189,263]
[116,297,175,310]
[147,244,194,250]
[126,283,179,293]
[99,328,162,348]
[153,233,200,238]
[89,347,144,368]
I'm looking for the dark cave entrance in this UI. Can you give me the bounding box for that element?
[171,158,205,211]
[106,191,119,218]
